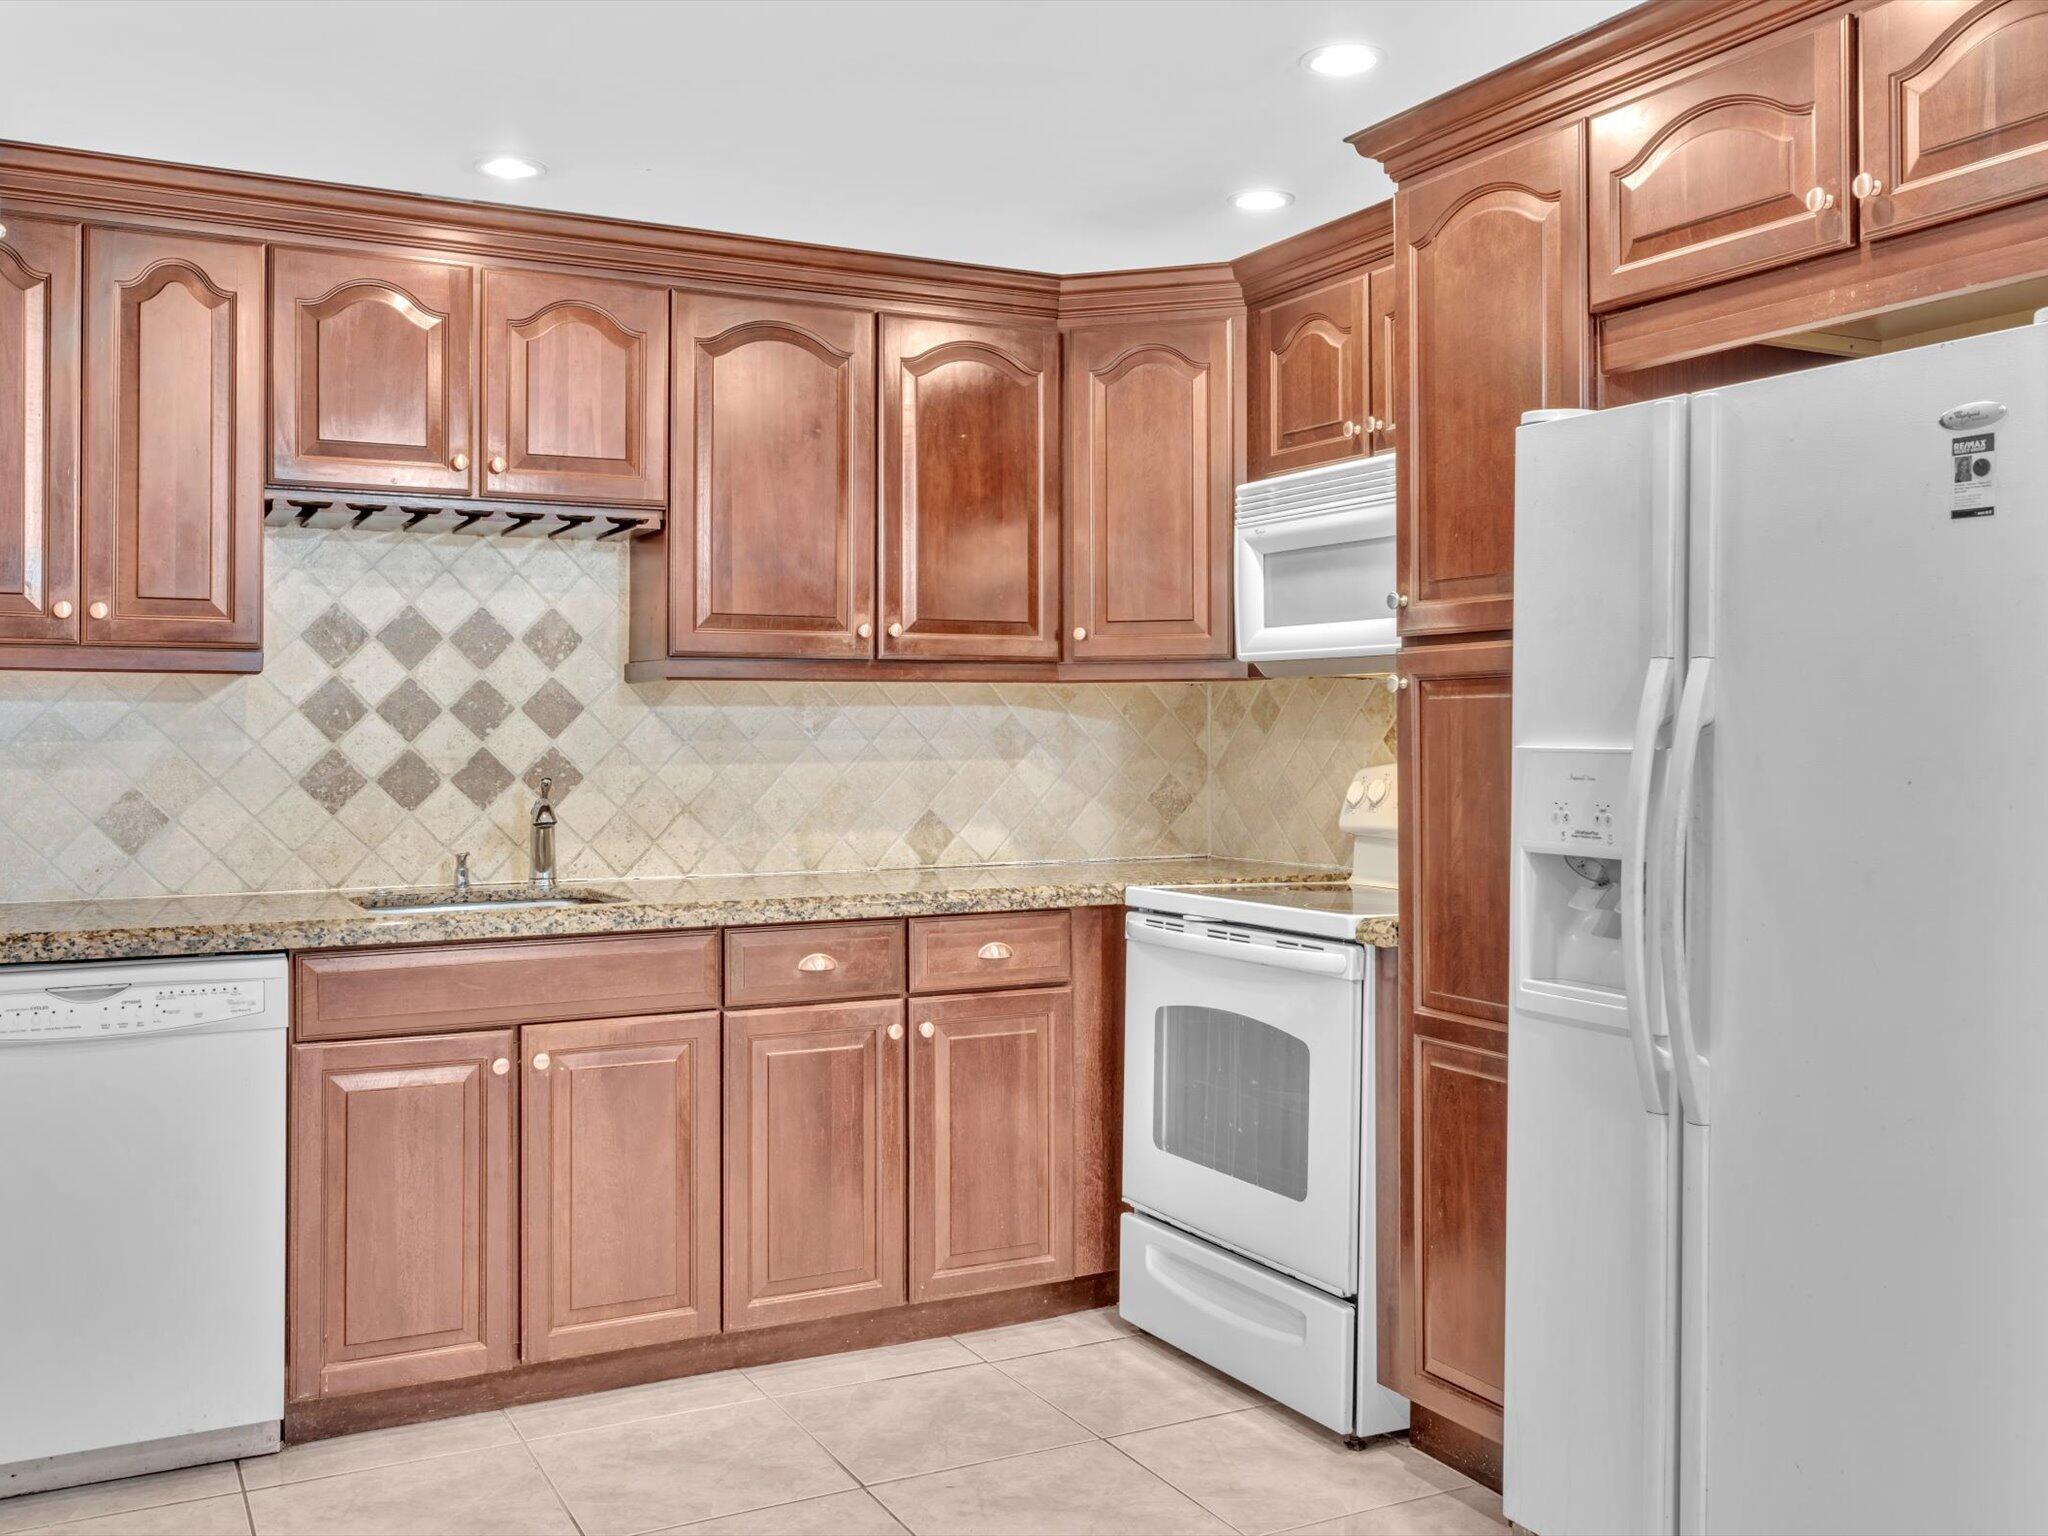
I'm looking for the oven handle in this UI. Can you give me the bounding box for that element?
[1125,914,1358,978]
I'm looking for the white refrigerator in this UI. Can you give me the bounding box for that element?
[1505,314,2048,1536]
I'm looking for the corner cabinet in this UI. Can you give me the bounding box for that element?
[1396,123,1589,638]
[1061,315,1235,662]
[879,315,1060,662]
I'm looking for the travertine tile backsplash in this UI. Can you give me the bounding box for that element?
[0,529,1393,903]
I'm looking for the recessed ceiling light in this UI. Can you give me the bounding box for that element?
[1302,42,1381,78]
[1231,188,1295,213]
[475,154,544,181]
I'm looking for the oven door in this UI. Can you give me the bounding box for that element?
[1123,911,1362,1295]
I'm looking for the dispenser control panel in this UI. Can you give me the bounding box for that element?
[1516,747,1628,856]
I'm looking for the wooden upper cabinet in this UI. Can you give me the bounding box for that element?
[482,268,667,506]
[1247,274,1367,481]
[724,999,907,1330]
[270,248,474,495]
[668,293,876,658]
[911,986,1074,1302]
[1367,262,1396,457]
[1588,19,1852,310]
[879,316,1059,661]
[83,227,263,651]
[1062,316,1234,662]
[521,1011,721,1362]
[0,215,79,646]
[1397,123,1588,638]
[1858,0,2048,240]
[288,1030,518,1401]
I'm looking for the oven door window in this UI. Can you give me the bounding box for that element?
[1152,1004,1311,1201]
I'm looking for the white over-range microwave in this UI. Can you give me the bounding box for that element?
[1234,454,1398,668]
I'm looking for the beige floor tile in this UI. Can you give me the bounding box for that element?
[955,1306,1135,1363]
[995,1335,1262,1436]
[0,1464,241,1535]
[778,1363,1090,1484]
[871,1441,1232,1536]
[667,1488,909,1534]
[508,1370,762,1440]
[244,1442,574,1536]
[1113,1408,1466,1536]
[526,1398,852,1536]
[240,1413,517,1490]
[1376,1440,1477,1494]
[9,1492,251,1535]
[1280,1486,1507,1535]
[745,1338,978,1398]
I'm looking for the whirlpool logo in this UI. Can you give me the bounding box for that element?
[1938,402,2008,431]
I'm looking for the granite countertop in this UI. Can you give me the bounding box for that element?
[0,857,1386,967]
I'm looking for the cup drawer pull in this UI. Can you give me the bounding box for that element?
[977,941,1014,961]
[797,952,837,973]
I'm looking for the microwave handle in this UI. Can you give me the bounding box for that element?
[1124,914,1356,978]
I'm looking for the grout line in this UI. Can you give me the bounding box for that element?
[1097,1432,1260,1536]
[508,1433,587,1536]
[508,1378,764,1445]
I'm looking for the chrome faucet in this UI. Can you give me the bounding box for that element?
[530,778,557,892]
[453,851,471,899]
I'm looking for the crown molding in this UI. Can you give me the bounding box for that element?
[1345,0,1845,184]
[1056,264,1245,327]
[1232,201,1393,303]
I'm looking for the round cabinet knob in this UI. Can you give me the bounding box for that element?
[1852,172,1884,200]
[1342,420,1360,439]
[1395,675,1412,691]
[88,601,109,620]
[532,1052,551,1071]
[450,451,470,471]
[489,454,508,474]
[797,952,837,973]
[888,622,904,638]
[857,621,872,639]
[1394,592,1410,608]
[1803,185,1835,214]
[1072,627,1087,641]
[492,1057,510,1076]
[887,1022,905,1041]
[52,600,72,620]
[918,1020,935,1039]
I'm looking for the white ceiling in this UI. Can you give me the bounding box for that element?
[0,0,1634,273]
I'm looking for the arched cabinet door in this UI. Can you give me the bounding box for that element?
[270,248,474,494]
[1858,0,2048,240]
[0,215,79,646]
[83,228,263,651]
[1588,18,1852,308]
[879,315,1060,662]
[1247,274,1367,481]
[482,269,668,506]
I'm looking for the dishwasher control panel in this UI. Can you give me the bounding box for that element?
[0,981,268,1041]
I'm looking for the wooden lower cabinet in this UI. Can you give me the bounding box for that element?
[723,998,908,1329]
[521,1012,721,1362]
[288,1031,518,1401]
[910,986,1074,1302]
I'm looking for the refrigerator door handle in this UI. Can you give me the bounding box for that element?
[1624,656,1676,1116]
[1660,657,1715,1125]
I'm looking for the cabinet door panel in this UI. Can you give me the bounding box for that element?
[1859,0,2048,239]
[84,228,263,650]
[289,1030,516,1401]
[669,294,875,657]
[484,269,667,505]
[1063,316,1233,662]
[1247,275,1367,481]
[911,986,1073,1301]
[1391,638,1511,1443]
[879,316,1059,661]
[270,248,473,494]
[0,215,79,645]
[1367,262,1396,457]
[522,1011,720,1361]
[724,999,906,1330]
[1589,20,1853,308]
[1397,125,1588,637]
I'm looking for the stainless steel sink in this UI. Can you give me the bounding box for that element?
[351,886,620,918]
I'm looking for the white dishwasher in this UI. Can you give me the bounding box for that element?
[0,953,287,1499]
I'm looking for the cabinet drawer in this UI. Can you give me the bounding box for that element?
[294,932,719,1041]
[725,921,905,1007]
[909,911,1071,993]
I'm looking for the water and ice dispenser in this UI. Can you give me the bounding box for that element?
[1515,747,1628,993]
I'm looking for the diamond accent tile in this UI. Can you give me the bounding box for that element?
[524,747,582,801]
[302,605,369,668]
[377,751,442,811]
[376,606,442,669]
[522,610,581,669]
[451,680,514,738]
[449,608,513,669]
[300,677,369,742]
[300,749,368,815]
[96,789,168,856]
[522,678,584,738]
[375,677,442,742]
[451,748,515,809]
